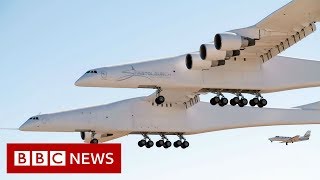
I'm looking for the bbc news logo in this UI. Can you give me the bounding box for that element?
[7,143,121,173]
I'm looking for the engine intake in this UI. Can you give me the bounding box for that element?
[200,43,240,61]
[214,33,255,51]
[186,53,225,70]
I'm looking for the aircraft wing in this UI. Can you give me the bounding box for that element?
[290,135,300,142]
[227,0,320,62]
[144,89,202,109]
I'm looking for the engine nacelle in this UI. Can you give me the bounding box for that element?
[214,33,255,51]
[200,43,240,61]
[185,53,225,70]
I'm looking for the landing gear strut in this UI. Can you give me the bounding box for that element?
[155,87,165,105]
[90,131,99,144]
[138,134,154,148]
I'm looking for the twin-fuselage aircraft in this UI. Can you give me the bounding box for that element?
[20,0,320,149]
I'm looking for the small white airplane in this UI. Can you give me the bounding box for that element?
[18,0,320,148]
[269,131,311,145]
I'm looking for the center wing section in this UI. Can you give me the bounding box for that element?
[144,89,203,109]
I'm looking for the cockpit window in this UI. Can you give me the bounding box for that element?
[86,70,98,74]
[29,117,39,120]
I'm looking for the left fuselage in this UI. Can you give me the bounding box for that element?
[20,97,320,136]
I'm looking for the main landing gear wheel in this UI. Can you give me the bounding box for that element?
[138,134,153,148]
[210,93,228,107]
[175,134,189,149]
[230,93,248,107]
[164,141,172,148]
[174,140,182,148]
[138,139,147,147]
[146,140,154,148]
[250,93,267,108]
[210,96,220,105]
[156,140,164,147]
[181,141,189,149]
[90,138,99,144]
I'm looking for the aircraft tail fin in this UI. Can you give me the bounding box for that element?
[304,130,311,138]
[295,101,320,110]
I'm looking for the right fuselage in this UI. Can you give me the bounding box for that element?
[75,55,320,93]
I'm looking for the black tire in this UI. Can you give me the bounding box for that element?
[238,102,245,107]
[249,99,256,106]
[164,141,171,148]
[260,99,267,106]
[240,98,248,106]
[221,98,228,106]
[158,96,165,103]
[174,140,182,148]
[257,102,264,108]
[90,138,99,144]
[210,96,220,105]
[230,99,237,106]
[155,96,165,105]
[252,98,259,104]
[233,97,240,104]
[156,140,164,147]
[219,101,225,107]
[181,141,189,149]
[146,140,154,148]
[138,140,146,147]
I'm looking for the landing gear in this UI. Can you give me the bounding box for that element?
[90,138,98,144]
[156,134,171,148]
[249,93,267,108]
[89,131,99,144]
[174,134,189,149]
[155,96,165,105]
[210,92,228,107]
[230,93,248,107]
[138,134,154,148]
[155,87,165,105]
[138,133,189,149]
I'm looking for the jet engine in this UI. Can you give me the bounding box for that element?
[185,53,225,70]
[200,43,240,61]
[214,33,255,51]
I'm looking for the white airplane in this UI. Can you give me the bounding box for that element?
[269,130,311,145]
[75,0,320,108]
[19,0,320,148]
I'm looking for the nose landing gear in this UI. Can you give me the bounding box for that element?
[155,87,165,105]
[89,131,99,144]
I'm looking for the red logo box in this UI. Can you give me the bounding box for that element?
[7,143,121,173]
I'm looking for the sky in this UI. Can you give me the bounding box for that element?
[1,0,320,179]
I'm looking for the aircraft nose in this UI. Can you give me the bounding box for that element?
[75,72,98,87]
[19,120,34,131]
